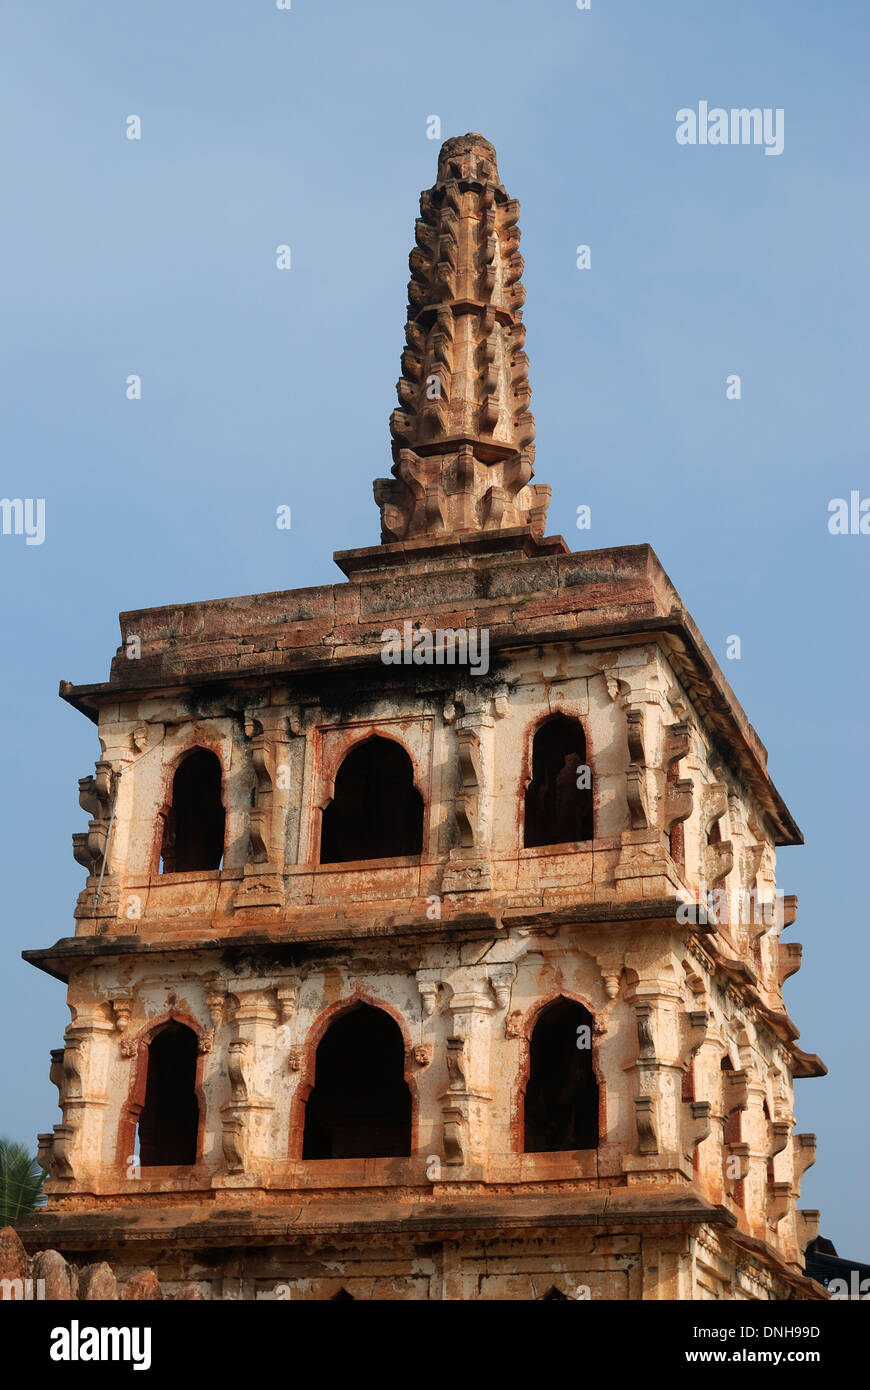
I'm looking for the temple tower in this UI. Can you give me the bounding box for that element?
[20,136,825,1301]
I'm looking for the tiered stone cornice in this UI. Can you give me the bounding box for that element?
[375,134,551,543]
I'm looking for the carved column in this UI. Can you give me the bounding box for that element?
[615,697,691,897]
[441,697,499,896]
[218,990,278,1178]
[233,709,293,912]
[39,1011,115,1183]
[622,974,691,1176]
[438,979,496,1172]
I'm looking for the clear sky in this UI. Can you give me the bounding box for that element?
[1,1,867,1254]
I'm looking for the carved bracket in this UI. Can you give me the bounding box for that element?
[454,728,481,849]
[767,1181,792,1227]
[684,1100,712,1155]
[109,995,133,1034]
[777,943,803,987]
[662,720,691,769]
[769,1119,791,1161]
[635,1096,659,1156]
[701,783,728,837]
[723,1069,750,1114]
[704,839,734,892]
[680,1009,709,1063]
[443,1107,466,1167]
[418,980,441,1018]
[665,778,694,834]
[792,1133,817,1184]
[487,965,516,1011]
[635,1005,656,1062]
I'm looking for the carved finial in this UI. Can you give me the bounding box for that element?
[374,135,551,545]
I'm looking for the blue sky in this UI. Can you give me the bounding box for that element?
[1,1,867,1254]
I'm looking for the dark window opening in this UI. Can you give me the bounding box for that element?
[540,1286,569,1301]
[302,1004,412,1160]
[160,748,225,873]
[524,716,593,848]
[320,737,423,864]
[523,998,599,1153]
[137,1022,199,1167]
[329,1289,354,1301]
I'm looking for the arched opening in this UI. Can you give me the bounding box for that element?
[540,1286,569,1301]
[302,1004,412,1160]
[524,716,593,848]
[137,1022,199,1167]
[320,737,423,864]
[160,748,225,873]
[523,998,599,1153]
[329,1289,354,1301]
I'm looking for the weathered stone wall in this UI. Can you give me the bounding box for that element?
[30,626,820,1285]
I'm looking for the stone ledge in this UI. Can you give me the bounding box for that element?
[17,1187,736,1250]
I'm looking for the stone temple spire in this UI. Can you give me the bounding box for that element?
[373,134,552,545]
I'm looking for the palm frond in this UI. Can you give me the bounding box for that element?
[0,1137,47,1225]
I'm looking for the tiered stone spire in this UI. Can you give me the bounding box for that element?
[374,134,551,544]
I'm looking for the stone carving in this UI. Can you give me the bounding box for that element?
[375,134,550,544]
[767,1181,792,1226]
[38,1125,76,1180]
[445,1037,467,1091]
[635,1005,656,1061]
[205,986,225,1032]
[504,1010,524,1040]
[634,1096,659,1156]
[701,783,734,891]
[72,761,115,876]
[275,982,298,1024]
[792,1133,817,1185]
[768,1118,791,1160]
[680,1009,709,1063]
[487,965,515,1011]
[623,706,649,829]
[777,943,803,987]
[454,728,481,848]
[109,996,132,1034]
[222,1118,245,1175]
[418,981,440,1017]
[244,717,274,864]
[685,1101,712,1155]
[443,1108,466,1167]
[227,1040,251,1103]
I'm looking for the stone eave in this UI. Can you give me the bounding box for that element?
[16,1188,737,1251]
[724,1226,829,1299]
[21,899,691,982]
[697,930,827,1070]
